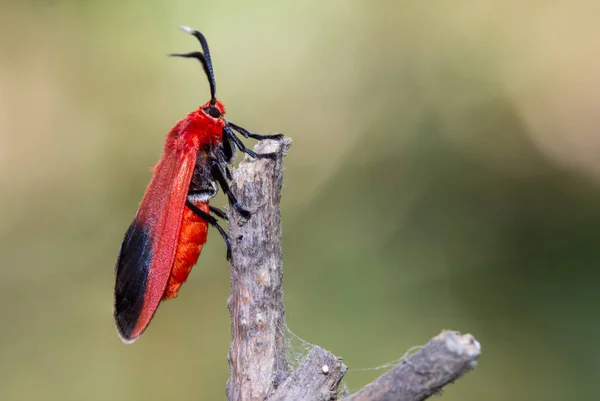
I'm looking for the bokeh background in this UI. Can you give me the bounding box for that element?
[2,1,600,400]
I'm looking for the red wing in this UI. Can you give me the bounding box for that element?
[114,137,199,343]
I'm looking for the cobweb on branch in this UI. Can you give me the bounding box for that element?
[344,345,424,394]
[283,323,424,395]
[349,345,424,372]
[283,323,317,370]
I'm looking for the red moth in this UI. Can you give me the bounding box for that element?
[114,26,282,343]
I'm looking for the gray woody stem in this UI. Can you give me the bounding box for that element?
[227,138,292,401]
[344,331,481,401]
[225,138,481,401]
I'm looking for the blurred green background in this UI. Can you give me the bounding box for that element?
[2,1,600,400]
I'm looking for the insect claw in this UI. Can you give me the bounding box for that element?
[236,206,251,220]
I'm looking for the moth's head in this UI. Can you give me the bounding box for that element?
[201,99,226,120]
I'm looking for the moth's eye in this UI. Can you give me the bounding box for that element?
[205,107,221,118]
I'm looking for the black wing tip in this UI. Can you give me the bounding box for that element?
[114,218,152,345]
[115,322,139,344]
[114,302,140,344]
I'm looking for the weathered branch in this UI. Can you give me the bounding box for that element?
[225,138,481,401]
[269,346,347,401]
[227,138,292,401]
[344,331,480,401]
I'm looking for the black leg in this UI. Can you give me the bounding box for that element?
[221,133,235,164]
[186,199,232,261]
[210,161,251,219]
[228,122,284,141]
[209,205,228,220]
[223,126,277,160]
[225,165,232,180]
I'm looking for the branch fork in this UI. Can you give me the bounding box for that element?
[225,138,480,401]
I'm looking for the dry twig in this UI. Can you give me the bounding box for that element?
[225,138,480,401]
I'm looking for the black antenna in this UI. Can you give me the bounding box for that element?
[170,26,217,105]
